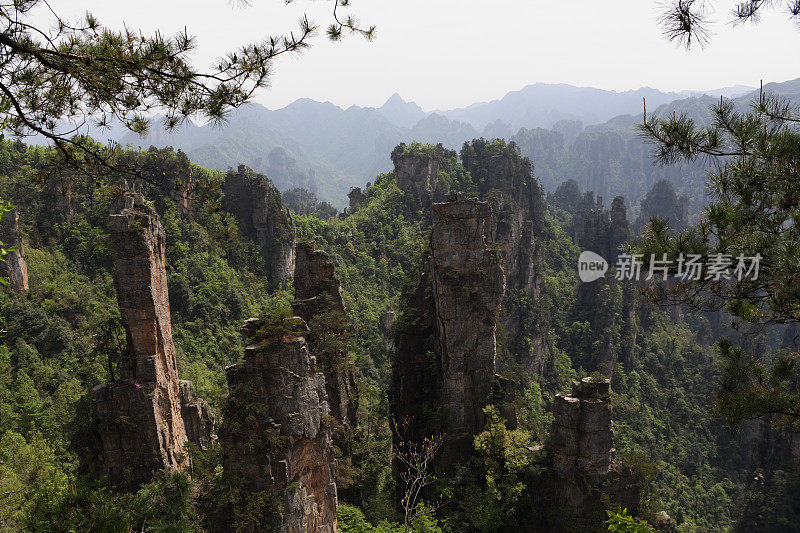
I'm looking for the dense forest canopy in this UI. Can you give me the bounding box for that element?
[1,1,800,532]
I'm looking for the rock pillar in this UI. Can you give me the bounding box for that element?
[94,193,188,488]
[0,209,29,292]
[430,197,506,462]
[220,316,337,533]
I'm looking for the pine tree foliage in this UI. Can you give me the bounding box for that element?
[0,0,373,200]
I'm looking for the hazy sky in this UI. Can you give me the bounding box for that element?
[32,1,800,111]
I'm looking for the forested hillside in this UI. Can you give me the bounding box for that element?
[1,137,797,531]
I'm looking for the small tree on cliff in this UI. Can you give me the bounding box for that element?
[639,6,800,427]
[0,0,373,201]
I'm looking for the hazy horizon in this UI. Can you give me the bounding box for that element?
[28,1,800,111]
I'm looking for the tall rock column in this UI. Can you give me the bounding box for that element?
[219,316,337,533]
[430,196,506,462]
[224,165,296,288]
[0,209,29,292]
[550,377,640,525]
[293,242,358,430]
[94,193,211,489]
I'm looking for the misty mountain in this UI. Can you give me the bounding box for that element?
[20,79,798,209]
[376,93,427,129]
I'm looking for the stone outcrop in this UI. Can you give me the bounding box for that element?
[550,377,641,527]
[552,378,614,478]
[94,193,213,489]
[574,193,635,375]
[178,380,216,450]
[347,187,366,212]
[219,316,336,533]
[430,197,507,463]
[224,165,296,288]
[94,193,188,489]
[293,242,358,430]
[635,179,689,234]
[461,139,549,375]
[391,143,452,207]
[0,208,28,293]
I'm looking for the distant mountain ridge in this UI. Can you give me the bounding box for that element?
[19,79,797,208]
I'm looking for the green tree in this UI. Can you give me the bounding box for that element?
[638,2,800,427]
[659,0,800,49]
[0,0,373,197]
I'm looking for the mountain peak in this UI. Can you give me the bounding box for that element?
[382,92,408,107]
[378,93,426,128]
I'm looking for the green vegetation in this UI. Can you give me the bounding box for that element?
[0,135,797,530]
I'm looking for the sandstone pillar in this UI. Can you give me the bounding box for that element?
[94,193,189,489]
[0,209,29,293]
[430,197,506,462]
[224,166,296,288]
[293,242,358,429]
[220,316,337,533]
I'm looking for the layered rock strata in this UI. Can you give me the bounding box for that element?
[0,208,28,293]
[550,377,640,524]
[430,197,507,462]
[224,165,296,288]
[94,193,189,489]
[220,316,337,533]
[293,242,358,429]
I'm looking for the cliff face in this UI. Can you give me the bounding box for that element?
[461,141,549,375]
[550,378,641,526]
[94,193,214,489]
[430,197,507,463]
[293,242,358,430]
[635,178,689,234]
[0,209,29,293]
[220,316,337,533]
[574,193,635,374]
[94,194,188,489]
[224,165,296,288]
[391,149,440,206]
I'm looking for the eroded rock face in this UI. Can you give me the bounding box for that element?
[431,197,506,462]
[461,141,549,375]
[391,144,451,207]
[94,193,188,489]
[550,377,640,523]
[293,242,358,430]
[0,209,28,293]
[178,380,216,450]
[220,317,336,533]
[574,193,635,375]
[552,378,614,478]
[224,165,296,288]
[635,179,689,234]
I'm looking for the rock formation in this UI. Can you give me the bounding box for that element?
[552,378,614,478]
[94,193,188,489]
[430,196,507,463]
[224,165,296,288]
[178,380,216,450]
[574,193,635,374]
[390,196,517,472]
[293,242,358,430]
[635,178,689,234]
[391,143,452,207]
[94,193,213,489]
[0,208,29,293]
[460,139,549,374]
[347,187,366,212]
[550,377,641,526]
[219,316,337,533]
